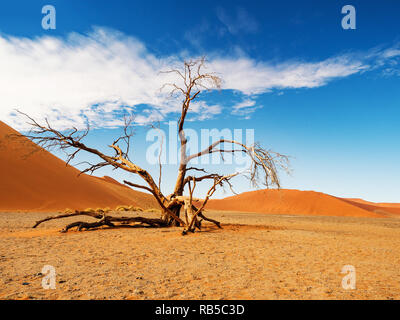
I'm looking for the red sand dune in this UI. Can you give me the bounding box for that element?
[207,189,400,218]
[342,198,400,216]
[346,198,400,208]
[1,120,399,218]
[378,203,400,208]
[0,121,156,212]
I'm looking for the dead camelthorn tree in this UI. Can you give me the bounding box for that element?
[18,57,290,235]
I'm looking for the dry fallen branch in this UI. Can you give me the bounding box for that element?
[33,209,169,232]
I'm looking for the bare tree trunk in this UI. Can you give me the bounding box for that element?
[167,204,182,226]
[171,164,187,225]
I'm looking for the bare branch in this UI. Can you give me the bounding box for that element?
[186,139,290,189]
[15,110,169,207]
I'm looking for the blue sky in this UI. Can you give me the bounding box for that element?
[1,1,400,202]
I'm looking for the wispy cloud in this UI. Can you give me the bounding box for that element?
[0,27,398,130]
[216,7,258,35]
[187,101,223,121]
[231,99,262,119]
[183,19,211,50]
[381,48,400,59]
[210,55,367,95]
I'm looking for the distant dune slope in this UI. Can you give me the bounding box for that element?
[0,121,157,212]
[207,189,400,218]
[342,198,400,216]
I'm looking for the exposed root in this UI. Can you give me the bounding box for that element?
[198,212,222,229]
[107,216,169,228]
[33,207,221,235]
[61,219,115,232]
[33,210,170,233]
[189,204,222,229]
[33,211,103,228]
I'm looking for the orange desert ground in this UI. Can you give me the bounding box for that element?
[1,120,400,300]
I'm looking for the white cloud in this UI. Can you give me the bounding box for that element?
[209,56,367,95]
[0,28,176,130]
[0,27,397,130]
[231,99,262,119]
[233,99,256,110]
[187,101,223,121]
[381,48,400,59]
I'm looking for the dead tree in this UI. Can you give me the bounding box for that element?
[17,57,290,234]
